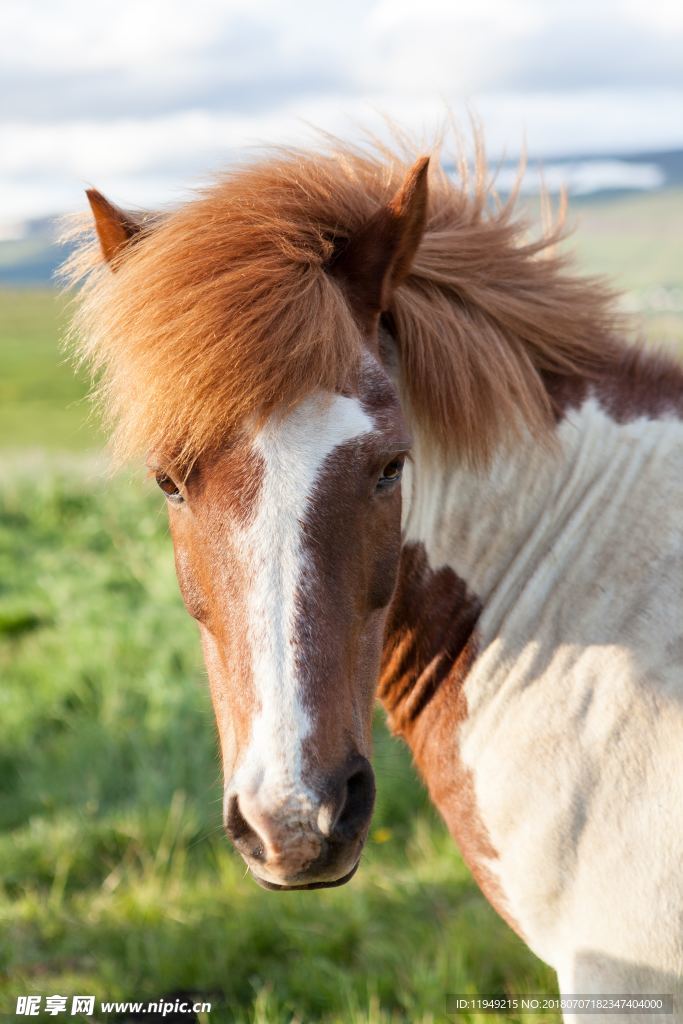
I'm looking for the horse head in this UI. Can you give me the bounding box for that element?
[85,157,429,889]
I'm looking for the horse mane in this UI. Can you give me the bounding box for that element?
[62,131,630,469]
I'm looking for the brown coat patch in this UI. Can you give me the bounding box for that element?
[542,343,683,424]
[379,542,523,937]
[167,441,264,777]
[296,431,406,777]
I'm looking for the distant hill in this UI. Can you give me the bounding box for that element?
[0,216,67,286]
[2,147,682,286]
[585,148,683,184]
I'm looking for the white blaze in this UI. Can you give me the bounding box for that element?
[230,392,374,811]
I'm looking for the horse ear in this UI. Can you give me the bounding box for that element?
[330,155,430,331]
[86,189,142,267]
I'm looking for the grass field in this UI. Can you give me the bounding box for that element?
[1,188,682,1023]
[0,290,101,451]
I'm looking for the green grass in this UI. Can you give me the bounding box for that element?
[570,189,683,353]
[1,187,682,1022]
[0,290,98,450]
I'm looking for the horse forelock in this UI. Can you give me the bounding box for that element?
[63,127,664,473]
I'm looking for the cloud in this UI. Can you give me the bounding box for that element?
[4,0,683,122]
[1,0,683,222]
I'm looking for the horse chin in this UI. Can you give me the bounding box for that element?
[250,859,360,892]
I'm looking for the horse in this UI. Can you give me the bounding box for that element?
[65,134,683,1019]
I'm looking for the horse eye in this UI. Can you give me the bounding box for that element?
[377,456,405,490]
[155,472,183,503]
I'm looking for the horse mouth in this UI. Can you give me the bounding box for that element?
[249,859,360,892]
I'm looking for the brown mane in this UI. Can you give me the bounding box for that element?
[63,133,631,469]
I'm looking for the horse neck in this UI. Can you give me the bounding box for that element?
[407,401,600,606]
[380,358,682,746]
[380,417,546,728]
[379,389,627,744]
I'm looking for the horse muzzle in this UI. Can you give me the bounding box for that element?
[224,755,375,890]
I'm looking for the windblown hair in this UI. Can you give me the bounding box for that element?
[63,131,626,469]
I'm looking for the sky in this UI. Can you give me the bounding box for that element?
[2,0,683,229]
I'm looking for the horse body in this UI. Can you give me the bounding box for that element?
[386,387,683,1005]
[67,133,683,1018]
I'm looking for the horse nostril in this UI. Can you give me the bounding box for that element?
[225,794,265,862]
[334,760,376,841]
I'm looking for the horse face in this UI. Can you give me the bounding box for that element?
[161,360,409,889]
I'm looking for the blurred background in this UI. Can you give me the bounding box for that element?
[1,2,682,1022]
